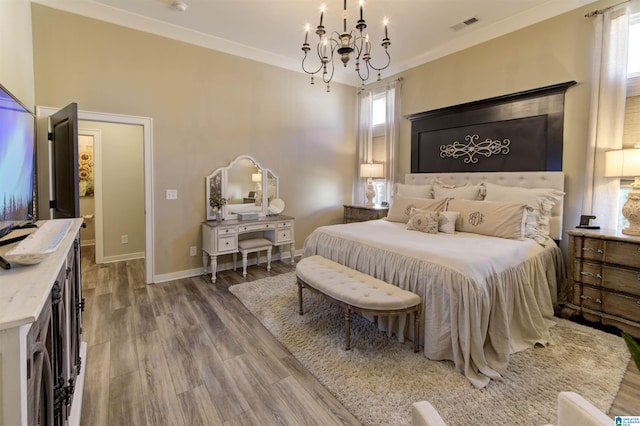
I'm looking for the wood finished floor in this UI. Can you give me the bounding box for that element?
[79,246,640,425]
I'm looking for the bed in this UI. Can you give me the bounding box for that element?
[302,171,567,388]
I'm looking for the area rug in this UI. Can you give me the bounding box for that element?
[229,272,630,426]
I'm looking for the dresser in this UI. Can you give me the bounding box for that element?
[567,228,640,338]
[0,219,85,426]
[202,215,295,282]
[343,204,389,223]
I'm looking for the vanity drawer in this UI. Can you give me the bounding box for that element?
[275,228,293,244]
[218,226,237,236]
[276,220,293,229]
[217,235,237,252]
[239,223,274,232]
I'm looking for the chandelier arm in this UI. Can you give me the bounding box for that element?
[366,49,391,72]
[301,53,324,76]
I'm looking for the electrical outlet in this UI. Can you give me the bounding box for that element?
[121,235,128,244]
[166,189,178,200]
[190,246,197,256]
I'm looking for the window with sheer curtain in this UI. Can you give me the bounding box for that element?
[355,79,402,205]
[583,2,638,231]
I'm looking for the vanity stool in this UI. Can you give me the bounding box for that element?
[234,237,272,277]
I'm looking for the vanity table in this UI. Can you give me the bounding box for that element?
[203,155,294,283]
[201,215,295,283]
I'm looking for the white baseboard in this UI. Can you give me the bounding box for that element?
[101,252,145,264]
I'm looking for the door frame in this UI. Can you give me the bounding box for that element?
[37,106,155,284]
[77,129,104,262]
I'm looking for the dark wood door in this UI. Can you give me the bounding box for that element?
[50,103,79,219]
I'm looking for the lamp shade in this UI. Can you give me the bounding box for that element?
[360,163,384,178]
[605,149,640,178]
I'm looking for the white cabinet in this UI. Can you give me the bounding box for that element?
[0,219,86,426]
[202,215,295,282]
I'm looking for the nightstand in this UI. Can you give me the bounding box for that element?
[343,204,389,223]
[566,228,640,338]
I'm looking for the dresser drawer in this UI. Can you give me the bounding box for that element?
[605,241,640,269]
[602,265,640,297]
[573,260,602,286]
[573,284,603,311]
[573,237,604,262]
[603,291,640,322]
[217,235,237,252]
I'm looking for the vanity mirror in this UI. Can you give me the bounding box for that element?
[205,155,279,220]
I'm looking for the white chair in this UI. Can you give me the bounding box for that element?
[411,392,614,426]
[233,238,272,277]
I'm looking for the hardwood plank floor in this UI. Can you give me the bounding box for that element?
[79,246,640,425]
[79,246,360,425]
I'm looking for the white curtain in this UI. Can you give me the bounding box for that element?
[583,5,630,230]
[355,78,402,204]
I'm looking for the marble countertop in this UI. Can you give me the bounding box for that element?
[0,219,82,331]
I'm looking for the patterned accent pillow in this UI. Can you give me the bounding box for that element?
[438,211,460,234]
[447,199,528,240]
[407,209,439,234]
[386,196,448,223]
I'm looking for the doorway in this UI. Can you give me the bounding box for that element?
[36,106,154,284]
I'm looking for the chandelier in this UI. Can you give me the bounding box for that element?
[301,0,391,92]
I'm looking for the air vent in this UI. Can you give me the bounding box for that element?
[450,16,479,31]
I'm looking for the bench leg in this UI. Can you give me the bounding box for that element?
[414,306,421,353]
[344,307,351,350]
[297,279,304,315]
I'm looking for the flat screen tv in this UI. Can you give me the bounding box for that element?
[0,83,36,239]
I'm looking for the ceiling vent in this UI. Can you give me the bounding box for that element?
[450,16,479,31]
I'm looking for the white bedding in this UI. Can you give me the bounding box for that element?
[302,219,565,388]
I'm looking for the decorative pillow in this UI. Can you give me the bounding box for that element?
[386,196,448,223]
[407,209,439,234]
[438,211,459,234]
[447,199,528,240]
[394,183,434,199]
[432,181,486,200]
[483,182,564,242]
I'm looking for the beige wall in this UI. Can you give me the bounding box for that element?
[0,0,34,108]
[378,0,620,252]
[31,4,356,278]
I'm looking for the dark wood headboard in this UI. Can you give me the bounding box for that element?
[405,81,576,173]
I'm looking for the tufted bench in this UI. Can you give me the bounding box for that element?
[296,255,421,352]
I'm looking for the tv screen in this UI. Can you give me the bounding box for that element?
[0,83,36,239]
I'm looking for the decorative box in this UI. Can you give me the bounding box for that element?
[237,212,259,221]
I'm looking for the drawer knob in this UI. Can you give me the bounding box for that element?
[580,272,603,279]
[582,247,604,254]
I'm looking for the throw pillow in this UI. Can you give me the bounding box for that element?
[394,183,434,199]
[438,211,460,234]
[432,181,486,200]
[407,209,439,234]
[386,196,448,223]
[447,199,527,240]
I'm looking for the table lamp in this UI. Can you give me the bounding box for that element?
[605,148,640,235]
[359,163,384,206]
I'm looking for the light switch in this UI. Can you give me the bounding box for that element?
[166,189,178,200]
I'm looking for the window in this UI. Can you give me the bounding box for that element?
[628,13,640,76]
[372,95,386,126]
